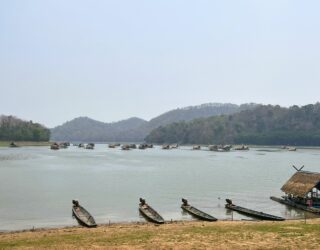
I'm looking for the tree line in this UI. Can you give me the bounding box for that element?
[145,103,320,146]
[0,115,50,141]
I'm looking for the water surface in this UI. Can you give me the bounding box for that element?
[0,145,319,230]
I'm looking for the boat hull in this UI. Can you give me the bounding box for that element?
[139,206,165,224]
[225,204,285,221]
[72,205,97,228]
[181,205,217,221]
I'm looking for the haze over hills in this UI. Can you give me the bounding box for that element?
[51,103,257,142]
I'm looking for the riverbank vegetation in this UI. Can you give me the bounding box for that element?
[1,220,320,249]
[0,115,50,142]
[146,103,320,146]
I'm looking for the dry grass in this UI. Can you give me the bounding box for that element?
[1,219,320,249]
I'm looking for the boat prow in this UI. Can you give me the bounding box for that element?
[139,198,165,224]
[181,198,217,221]
[72,200,97,228]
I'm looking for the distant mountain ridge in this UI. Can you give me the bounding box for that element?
[50,103,257,142]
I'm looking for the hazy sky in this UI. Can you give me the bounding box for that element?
[1,1,320,127]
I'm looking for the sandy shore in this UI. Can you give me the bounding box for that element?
[1,219,320,249]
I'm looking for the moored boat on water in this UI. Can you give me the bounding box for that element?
[138,144,147,149]
[225,199,285,221]
[9,142,19,148]
[181,198,217,221]
[50,142,59,150]
[72,200,97,227]
[234,145,249,150]
[162,144,170,149]
[121,144,130,150]
[139,198,165,224]
[85,143,95,149]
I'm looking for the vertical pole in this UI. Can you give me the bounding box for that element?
[304,212,306,224]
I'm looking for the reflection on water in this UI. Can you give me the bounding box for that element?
[0,145,319,230]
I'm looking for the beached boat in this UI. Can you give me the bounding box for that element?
[193,145,201,150]
[225,199,285,221]
[181,198,217,221]
[139,198,165,224]
[72,200,97,227]
[108,144,116,148]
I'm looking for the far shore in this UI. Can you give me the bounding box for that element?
[2,141,320,150]
[1,219,320,249]
[0,141,51,147]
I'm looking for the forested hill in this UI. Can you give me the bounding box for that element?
[145,103,320,146]
[51,103,257,142]
[0,115,50,141]
[51,117,148,142]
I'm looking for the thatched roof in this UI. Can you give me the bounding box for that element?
[281,171,320,197]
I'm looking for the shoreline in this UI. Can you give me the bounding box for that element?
[0,217,303,234]
[1,219,320,249]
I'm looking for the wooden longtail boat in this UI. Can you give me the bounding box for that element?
[139,198,165,224]
[225,199,285,221]
[181,198,217,221]
[72,200,97,227]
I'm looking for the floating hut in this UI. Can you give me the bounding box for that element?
[271,170,320,213]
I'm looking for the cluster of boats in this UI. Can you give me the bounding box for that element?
[120,144,153,150]
[48,143,301,153]
[72,198,285,228]
[50,142,70,150]
[50,142,94,150]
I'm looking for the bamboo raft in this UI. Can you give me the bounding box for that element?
[270,196,320,214]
